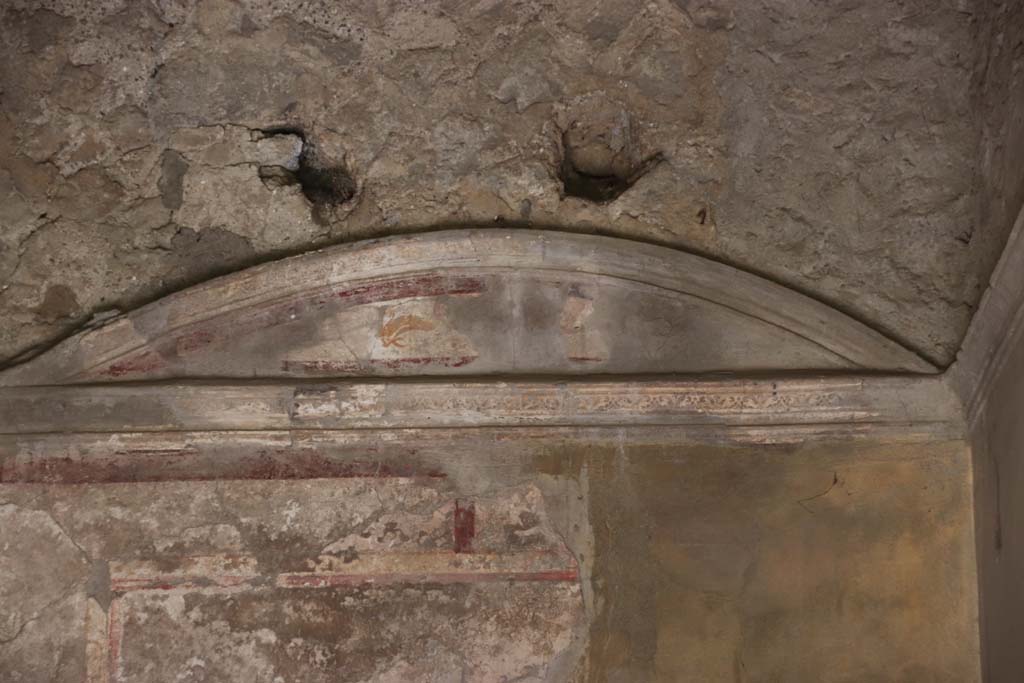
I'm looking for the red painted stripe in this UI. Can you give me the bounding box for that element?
[281,355,477,374]
[5,454,446,485]
[99,351,165,378]
[107,598,123,683]
[453,500,475,553]
[86,275,486,380]
[110,575,257,592]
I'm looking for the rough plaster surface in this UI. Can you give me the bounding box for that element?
[1,0,1023,367]
[0,477,589,681]
[0,438,978,681]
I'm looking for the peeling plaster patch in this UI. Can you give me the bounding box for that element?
[158,150,189,210]
[495,66,561,112]
[559,285,608,364]
[34,283,80,321]
[0,505,89,643]
[672,0,736,30]
[386,10,460,51]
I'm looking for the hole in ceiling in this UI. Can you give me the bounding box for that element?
[294,144,356,207]
[256,126,356,222]
[557,116,662,204]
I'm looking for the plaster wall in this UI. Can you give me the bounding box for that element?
[972,340,1024,682]
[963,2,1024,678]
[0,436,980,682]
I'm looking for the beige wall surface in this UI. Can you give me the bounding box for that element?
[957,205,1024,683]
[972,339,1024,682]
[579,439,978,682]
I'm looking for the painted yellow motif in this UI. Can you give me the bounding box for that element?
[379,314,437,348]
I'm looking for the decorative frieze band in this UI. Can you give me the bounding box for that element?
[0,376,960,435]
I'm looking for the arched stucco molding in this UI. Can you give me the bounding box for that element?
[0,229,934,386]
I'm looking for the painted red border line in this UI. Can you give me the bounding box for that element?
[453,500,475,553]
[101,351,165,379]
[281,355,477,374]
[110,575,258,592]
[107,598,123,683]
[4,456,447,485]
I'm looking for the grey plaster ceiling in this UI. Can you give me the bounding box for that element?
[1,0,1022,367]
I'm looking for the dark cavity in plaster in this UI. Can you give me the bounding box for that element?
[557,120,662,204]
[158,150,189,210]
[256,126,356,222]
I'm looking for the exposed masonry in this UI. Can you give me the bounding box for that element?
[557,112,663,204]
[255,126,357,223]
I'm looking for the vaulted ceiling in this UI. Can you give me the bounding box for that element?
[1,0,1022,367]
